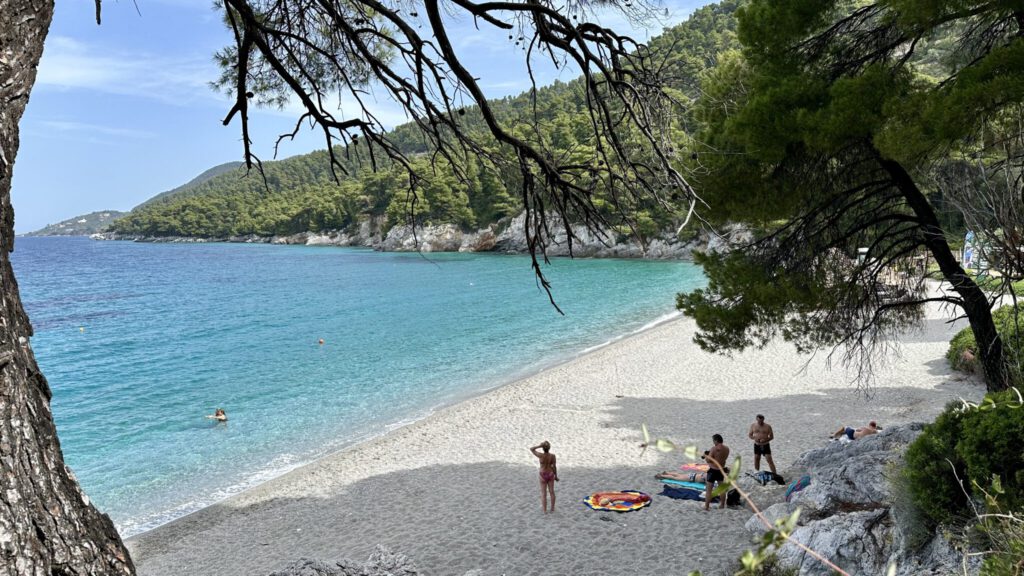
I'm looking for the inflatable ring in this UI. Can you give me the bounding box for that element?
[583,490,652,512]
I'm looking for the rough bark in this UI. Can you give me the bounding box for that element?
[881,157,1008,391]
[0,0,136,573]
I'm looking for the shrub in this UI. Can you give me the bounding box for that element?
[947,327,978,372]
[978,513,1024,576]
[904,404,971,525]
[956,390,1024,511]
[906,390,1024,526]
[946,303,1024,385]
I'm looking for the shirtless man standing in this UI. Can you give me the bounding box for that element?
[748,414,777,476]
[530,441,559,513]
[703,434,731,511]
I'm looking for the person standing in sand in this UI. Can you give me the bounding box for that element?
[748,414,777,476]
[703,434,730,511]
[530,441,558,513]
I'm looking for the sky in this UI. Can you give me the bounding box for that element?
[12,0,707,233]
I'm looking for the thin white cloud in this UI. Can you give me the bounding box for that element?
[36,36,222,105]
[38,120,158,139]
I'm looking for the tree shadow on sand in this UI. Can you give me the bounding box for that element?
[127,382,981,576]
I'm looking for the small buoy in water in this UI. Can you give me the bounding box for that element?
[80,327,85,333]
[318,338,325,345]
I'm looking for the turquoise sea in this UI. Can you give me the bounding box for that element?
[13,236,704,536]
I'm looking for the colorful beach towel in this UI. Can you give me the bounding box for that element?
[680,463,710,472]
[785,475,811,502]
[583,490,652,512]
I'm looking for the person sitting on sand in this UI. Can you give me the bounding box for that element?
[530,441,558,513]
[206,408,227,422]
[748,414,777,476]
[832,421,881,440]
[703,434,730,511]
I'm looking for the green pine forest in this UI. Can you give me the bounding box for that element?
[109,1,742,239]
[110,0,966,243]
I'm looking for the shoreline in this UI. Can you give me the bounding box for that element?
[118,308,685,539]
[127,299,984,576]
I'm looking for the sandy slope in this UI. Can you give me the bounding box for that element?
[127,303,983,576]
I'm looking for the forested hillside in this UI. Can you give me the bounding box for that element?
[26,211,127,236]
[109,1,742,239]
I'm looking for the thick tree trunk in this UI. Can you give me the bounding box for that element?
[881,157,1009,392]
[1,0,136,574]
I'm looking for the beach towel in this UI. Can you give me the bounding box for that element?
[659,484,707,502]
[680,463,710,472]
[657,478,707,491]
[660,484,740,506]
[785,475,811,502]
[583,490,652,512]
[747,471,774,486]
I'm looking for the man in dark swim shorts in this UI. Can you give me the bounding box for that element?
[703,434,730,511]
[748,414,777,476]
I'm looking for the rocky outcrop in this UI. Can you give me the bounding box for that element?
[749,425,978,576]
[92,214,752,260]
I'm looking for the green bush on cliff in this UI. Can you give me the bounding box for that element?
[946,303,1024,386]
[956,390,1024,511]
[904,404,971,525]
[905,390,1024,526]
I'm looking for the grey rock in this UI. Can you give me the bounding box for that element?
[793,424,924,473]
[754,424,977,576]
[268,545,420,576]
[745,502,800,536]
[776,509,891,576]
[787,450,895,514]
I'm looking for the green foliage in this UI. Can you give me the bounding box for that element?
[957,390,1024,512]
[904,404,970,525]
[905,390,1024,525]
[111,1,744,240]
[947,328,979,372]
[978,511,1024,576]
[946,304,1024,386]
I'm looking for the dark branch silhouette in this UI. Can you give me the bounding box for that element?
[213,0,699,309]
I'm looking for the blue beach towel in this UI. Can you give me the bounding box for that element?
[660,484,712,502]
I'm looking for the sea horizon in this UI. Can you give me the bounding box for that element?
[13,236,705,537]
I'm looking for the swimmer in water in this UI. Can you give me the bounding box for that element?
[206,408,227,422]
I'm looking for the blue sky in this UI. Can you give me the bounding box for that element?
[12,0,706,233]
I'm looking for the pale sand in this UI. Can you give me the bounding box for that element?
[127,303,983,576]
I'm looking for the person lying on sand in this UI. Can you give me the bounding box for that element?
[656,470,708,483]
[530,441,558,513]
[831,421,881,440]
[205,408,227,422]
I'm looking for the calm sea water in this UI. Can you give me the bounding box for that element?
[12,236,704,536]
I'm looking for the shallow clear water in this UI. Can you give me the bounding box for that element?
[13,236,704,536]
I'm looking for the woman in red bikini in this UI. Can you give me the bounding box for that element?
[530,441,559,513]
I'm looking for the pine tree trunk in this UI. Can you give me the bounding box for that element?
[881,156,1009,392]
[0,0,136,573]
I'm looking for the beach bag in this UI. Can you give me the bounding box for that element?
[726,488,741,506]
[755,471,773,486]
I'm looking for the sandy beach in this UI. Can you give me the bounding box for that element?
[127,301,984,576]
